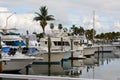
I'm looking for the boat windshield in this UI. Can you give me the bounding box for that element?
[3,40,26,46]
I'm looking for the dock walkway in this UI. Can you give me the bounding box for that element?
[0,73,102,80]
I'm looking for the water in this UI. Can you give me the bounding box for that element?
[1,50,120,80]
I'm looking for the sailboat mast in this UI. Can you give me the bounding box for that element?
[93,10,95,43]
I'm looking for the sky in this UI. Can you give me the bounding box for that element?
[0,0,120,34]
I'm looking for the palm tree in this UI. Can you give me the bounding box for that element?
[85,29,96,40]
[79,26,84,35]
[50,23,54,32]
[33,6,55,35]
[71,25,78,35]
[58,24,63,31]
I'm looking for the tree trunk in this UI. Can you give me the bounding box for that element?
[43,27,45,37]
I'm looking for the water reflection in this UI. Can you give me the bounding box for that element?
[19,50,120,80]
[30,55,98,76]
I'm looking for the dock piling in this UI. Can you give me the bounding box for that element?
[61,37,63,51]
[70,39,73,66]
[97,46,100,66]
[48,36,51,76]
[0,37,2,72]
[26,30,29,48]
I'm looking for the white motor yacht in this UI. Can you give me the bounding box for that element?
[69,35,97,57]
[0,28,43,72]
[1,51,43,72]
[27,31,86,62]
[1,45,43,72]
[34,37,71,62]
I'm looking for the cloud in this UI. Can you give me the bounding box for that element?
[114,22,120,28]
[82,14,114,34]
[0,7,8,12]
[0,8,43,34]
[0,0,120,34]
[113,21,120,32]
[13,13,44,34]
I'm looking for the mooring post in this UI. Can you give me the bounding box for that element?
[0,37,2,73]
[48,36,51,76]
[61,59,63,67]
[102,46,103,57]
[61,38,64,66]
[70,39,73,66]
[97,46,100,66]
[26,66,28,75]
[26,30,29,48]
[61,37,63,51]
[101,46,104,65]
[19,40,22,52]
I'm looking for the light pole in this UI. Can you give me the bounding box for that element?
[5,12,16,28]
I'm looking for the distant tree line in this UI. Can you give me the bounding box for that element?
[95,32,120,40]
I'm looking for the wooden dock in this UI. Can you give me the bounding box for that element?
[0,73,102,80]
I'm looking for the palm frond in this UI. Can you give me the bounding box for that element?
[34,12,41,16]
[33,17,40,21]
[40,6,48,16]
[46,15,55,21]
[33,15,45,21]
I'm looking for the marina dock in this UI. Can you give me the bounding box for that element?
[0,73,102,80]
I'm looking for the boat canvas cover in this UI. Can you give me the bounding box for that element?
[12,41,26,46]
[2,47,10,53]
[28,47,37,53]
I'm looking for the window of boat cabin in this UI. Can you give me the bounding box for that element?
[54,41,61,46]
[3,41,13,46]
[74,42,79,45]
[54,41,70,46]
[39,41,47,45]
[64,41,70,46]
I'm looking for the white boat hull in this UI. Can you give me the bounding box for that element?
[83,47,97,56]
[69,50,86,59]
[2,59,34,71]
[94,44,116,52]
[36,51,66,62]
[99,45,115,52]
[1,52,42,72]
